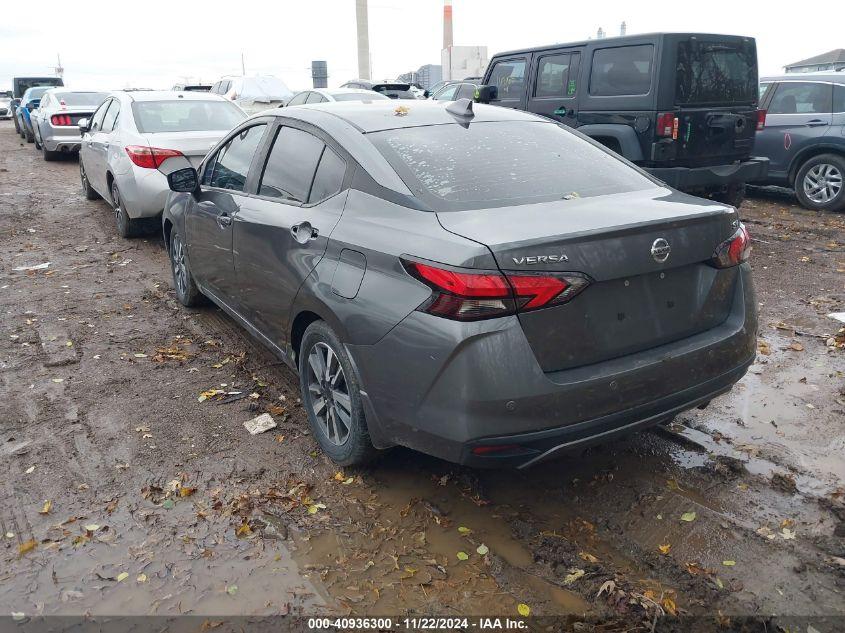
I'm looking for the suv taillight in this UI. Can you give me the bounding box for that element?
[402,259,590,321]
[125,145,185,169]
[710,224,751,268]
[756,109,767,131]
[657,112,679,139]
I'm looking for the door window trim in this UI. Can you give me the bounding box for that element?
[199,119,273,194]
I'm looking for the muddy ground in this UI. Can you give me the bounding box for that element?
[1,120,844,629]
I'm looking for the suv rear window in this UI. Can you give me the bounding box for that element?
[590,45,653,96]
[132,100,246,133]
[675,40,757,105]
[370,121,654,211]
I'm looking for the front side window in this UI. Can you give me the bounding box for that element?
[769,82,832,114]
[207,124,267,191]
[258,126,324,202]
[370,121,654,211]
[488,59,526,100]
[101,100,120,133]
[535,54,571,98]
[433,84,460,101]
[590,45,654,96]
[90,99,110,131]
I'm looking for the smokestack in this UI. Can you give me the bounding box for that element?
[597,27,605,39]
[443,0,453,50]
[620,21,627,36]
[356,0,371,80]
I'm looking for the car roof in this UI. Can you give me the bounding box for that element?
[260,99,545,133]
[111,90,230,102]
[762,72,845,83]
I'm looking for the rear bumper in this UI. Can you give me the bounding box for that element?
[116,167,169,219]
[42,128,83,152]
[350,264,756,468]
[648,158,769,191]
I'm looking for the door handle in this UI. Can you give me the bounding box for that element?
[216,213,232,229]
[806,119,828,127]
[290,221,319,244]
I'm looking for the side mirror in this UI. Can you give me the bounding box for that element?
[423,90,430,98]
[474,85,497,104]
[77,118,90,134]
[26,102,38,111]
[167,167,199,194]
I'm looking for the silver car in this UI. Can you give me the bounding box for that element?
[78,90,246,238]
[31,89,107,160]
[286,88,389,106]
[0,91,12,120]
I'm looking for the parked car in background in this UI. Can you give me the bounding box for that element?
[160,99,756,468]
[31,90,108,160]
[209,75,293,114]
[340,80,418,99]
[10,76,63,134]
[751,73,845,211]
[173,83,212,92]
[0,91,12,120]
[429,81,479,101]
[477,33,769,207]
[286,88,389,106]
[425,80,457,96]
[16,86,51,142]
[78,91,246,238]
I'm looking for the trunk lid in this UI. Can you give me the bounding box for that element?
[436,188,741,372]
[141,130,226,168]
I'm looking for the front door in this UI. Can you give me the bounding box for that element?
[526,51,581,127]
[234,123,349,347]
[486,57,529,110]
[755,80,833,181]
[186,122,268,303]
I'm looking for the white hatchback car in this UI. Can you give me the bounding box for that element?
[78,90,246,237]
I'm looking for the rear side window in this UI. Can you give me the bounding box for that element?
[834,85,845,113]
[590,45,653,96]
[258,126,324,203]
[535,54,572,98]
[488,59,526,100]
[308,148,346,203]
[769,82,832,114]
[306,92,325,104]
[206,124,266,191]
[370,121,654,211]
[675,40,757,104]
[101,100,120,133]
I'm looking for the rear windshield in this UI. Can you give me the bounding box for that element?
[332,92,389,101]
[53,92,108,106]
[676,40,757,105]
[132,100,246,133]
[369,121,655,211]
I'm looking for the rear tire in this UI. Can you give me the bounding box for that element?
[110,181,138,238]
[42,144,59,161]
[79,160,100,200]
[299,321,376,466]
[794,154,845,212]
[168,230,203,307]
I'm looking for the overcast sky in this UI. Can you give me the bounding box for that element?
[2,0,840,91]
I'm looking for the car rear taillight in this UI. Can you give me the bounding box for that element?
[402,259,590,321]
[125,145,185,169]
[710,224,751,268]
[657,112,679,139]
[756,109,767,131]
[51,114,72,126]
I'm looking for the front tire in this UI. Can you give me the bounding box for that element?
[299,321,376,466]
[794,154,845,212]
[110,180,138,238]
[168,230,203,307]
[24,124,34,143]
[79,160,100,200]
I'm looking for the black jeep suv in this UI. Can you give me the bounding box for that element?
[478,33,768,207]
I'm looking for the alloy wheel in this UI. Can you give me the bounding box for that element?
[803,163,842,205]
[171,236,189,298]
[306,342,352,446]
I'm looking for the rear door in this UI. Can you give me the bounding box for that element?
[186,122,269,303]
[671,36,760,166]
[526,51,581,127]
[485,57,529,110]
[754,80,833,179]
[234,123,349,346]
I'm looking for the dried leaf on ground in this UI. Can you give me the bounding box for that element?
[658,543,672,555]
[680,511,697,522]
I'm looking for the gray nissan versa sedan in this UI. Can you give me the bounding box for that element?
[160,99,757,468]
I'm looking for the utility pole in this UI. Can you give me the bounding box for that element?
[241,52,246,75]
[356,0,371,80]
[54,54,64,78]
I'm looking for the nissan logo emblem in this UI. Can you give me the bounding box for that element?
[651,238,671,263]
